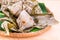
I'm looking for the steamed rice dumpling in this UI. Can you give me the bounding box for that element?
[17,10,35,32]
[8,1,23,17]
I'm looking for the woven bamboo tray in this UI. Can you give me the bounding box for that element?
[0,0,51,38]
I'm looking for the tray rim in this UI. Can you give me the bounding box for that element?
[0,25,51,38]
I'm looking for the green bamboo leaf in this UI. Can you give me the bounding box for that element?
[30,27,42,32]
[0,11,5,18]
[38,3,48,14]
[0,21,5,31]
